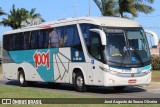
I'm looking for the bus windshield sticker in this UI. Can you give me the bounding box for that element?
[91,59,94,64]
[132,56,136,62]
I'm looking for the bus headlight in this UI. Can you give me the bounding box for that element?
[99,66,119,75]
[110,70,118,75]
[144,70,151,74]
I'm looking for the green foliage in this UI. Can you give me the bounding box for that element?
[134,0,155,14]
[152,70,160,82]
[94,0,155,18]
[0,85,93,98]
[118,0,137,17]
[0,7,6,16]
[0,5,44,29]
[151,56,160,70]
[94,0,117,16]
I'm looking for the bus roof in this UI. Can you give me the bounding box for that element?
[4,16,141,35]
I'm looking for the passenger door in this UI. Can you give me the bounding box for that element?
[90,32,103,86]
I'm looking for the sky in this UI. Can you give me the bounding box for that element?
[0,0,160,46]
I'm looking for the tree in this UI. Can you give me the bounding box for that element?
[27,8,45,24]
[0,5,44,29]
[134,0,154,15]
[118,0,137,17]
[118,0,154,18]
[0,7,6,16]
[94,0,155,18]
[93,0,117,16]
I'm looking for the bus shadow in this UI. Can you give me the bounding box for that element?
[5,80,146,94]
[86,86,146,94]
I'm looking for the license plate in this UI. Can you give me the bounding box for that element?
[128,79,137,84]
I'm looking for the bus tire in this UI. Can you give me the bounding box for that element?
[75,72,86,92]
[113,86,125,92]
[18,71,27,87]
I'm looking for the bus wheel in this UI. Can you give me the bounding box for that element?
[75,72,86,92]
[113,86,125,92]
[18,71,27,87]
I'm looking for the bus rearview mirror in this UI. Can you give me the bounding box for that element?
[145,30,159,46]
[89,29,106,46]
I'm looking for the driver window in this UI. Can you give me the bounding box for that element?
[107,34,125,57]
[90,32,102,61]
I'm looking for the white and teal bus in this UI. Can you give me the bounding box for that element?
[2,17,152,92]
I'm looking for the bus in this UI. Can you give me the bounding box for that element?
[2,17,152,92]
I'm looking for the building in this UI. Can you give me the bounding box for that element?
[150,44,160,56]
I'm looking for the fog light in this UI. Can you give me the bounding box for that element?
[109,78,115,83]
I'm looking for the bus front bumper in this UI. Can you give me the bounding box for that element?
[103,72,151,87]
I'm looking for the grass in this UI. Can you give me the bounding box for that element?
[152,70,160,82]
[0,85,92,98]
[0,65,2,74]
[0,85,159,107]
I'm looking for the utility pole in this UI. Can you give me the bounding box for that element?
[73,5,78,17]
[73,0,78,17]
[88,0,90,16]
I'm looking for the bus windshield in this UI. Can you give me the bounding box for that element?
[104,28,150,67]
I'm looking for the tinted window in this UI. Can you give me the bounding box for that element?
[9,35,15,50]
[24,32,30,49]
[51,25,81,48]
[80,24,99,52]
[49,28,60,48]
[38,31,43,48]
[3,25,82,51]
[42,30,49,48]
[57,27,65,47]
[3,35,10,50]
[90,32,102,61]
[15,33,24,50]
[64,26,74,47]
[72,26,82,51]
[31,31,38,49]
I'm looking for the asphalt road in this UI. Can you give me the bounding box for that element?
[0,79,160,98]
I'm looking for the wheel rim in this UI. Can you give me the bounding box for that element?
[76,76,83,87]
[20,74,24,84]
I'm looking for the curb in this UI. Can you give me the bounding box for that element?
[0,74,3,80]
[139,82,160,89]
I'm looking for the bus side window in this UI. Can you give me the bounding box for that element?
[80,24,99,53]
[3,35,8,50]
[14,34,18,50]
[24,32,30,50]
[38,31,44,49]
[43,30,49,48]
[31,31,38,49]
[49,28,60,48]
[15,33,24,50]
[57,27,64,47]
[73,25,82,51]
[10,35,15,50]
[64,26,74,47]
[90,32,102,61]
[6,34,15,51]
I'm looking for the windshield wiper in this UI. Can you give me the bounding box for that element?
[120,31,132,67]
[132,49,144,66]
